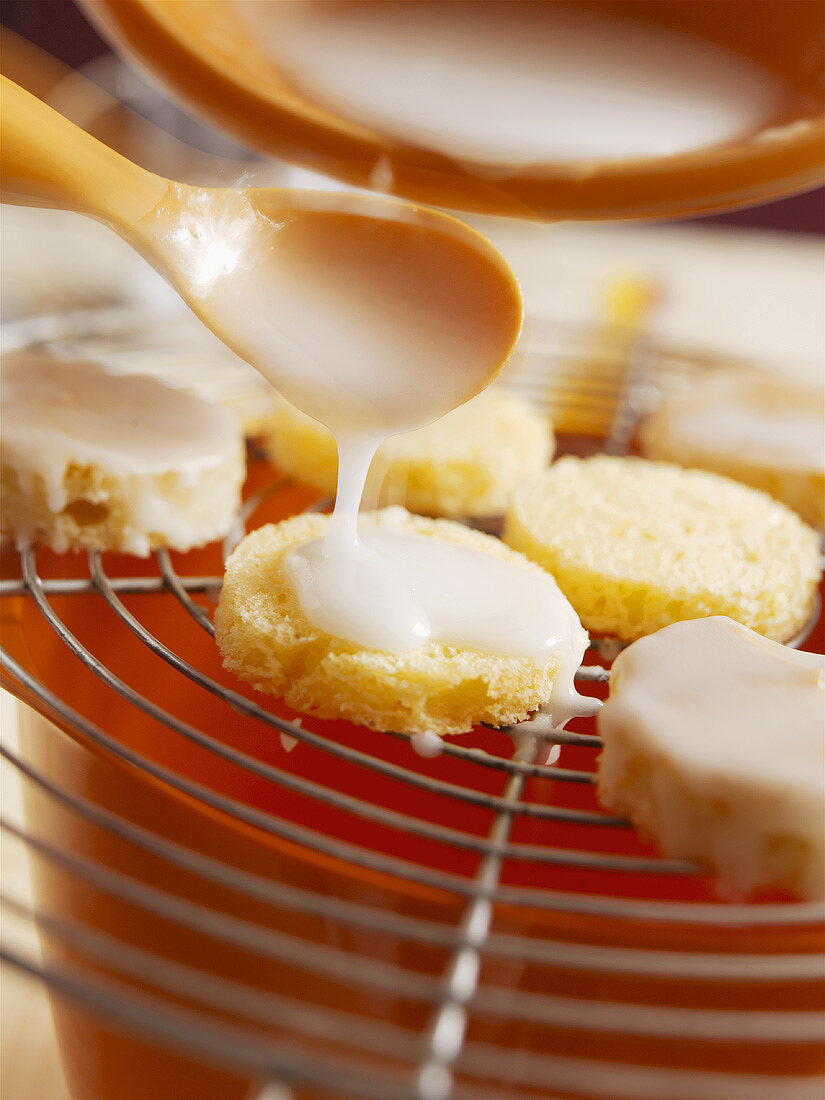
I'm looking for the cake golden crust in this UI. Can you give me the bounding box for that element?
[215,511,563,736]
[265,389,553,518]
[503,455,821,643]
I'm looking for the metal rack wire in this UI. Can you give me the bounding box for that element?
[2,308,824,1100]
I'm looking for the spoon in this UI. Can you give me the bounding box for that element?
[1,76,523,428]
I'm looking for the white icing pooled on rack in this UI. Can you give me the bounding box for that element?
[503,707,598,768]
[239,0,782,167]
[411,730,444,760]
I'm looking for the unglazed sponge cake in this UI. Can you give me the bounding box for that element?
[503,455,821,643]
[265,389,553,517]
[1,351,245,556]
[641,368,825,529]
[215,511,568,736]
[597,617,825,900]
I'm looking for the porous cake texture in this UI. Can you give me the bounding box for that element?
[597,617,825,900]
[1,352,245,556]
[215,511,562,736]
[641,368,825,529]
[265,389,553,517]
[503,455,821,643]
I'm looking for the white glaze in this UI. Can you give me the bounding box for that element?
[0,352,239,477]
[603,619,824,788]
[598,617,825,898]
[280,718,302,753]
[149,188,518,435]
[651,371,825,473]
[411,730,444,759]
[239,0,781,167]
[0,351,243,555]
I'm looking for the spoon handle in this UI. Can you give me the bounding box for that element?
[0,76,168,231]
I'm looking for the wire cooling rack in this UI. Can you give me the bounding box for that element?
[2,308,824,1100]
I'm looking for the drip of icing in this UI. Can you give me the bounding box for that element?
[502,700,602,766]
[279,718,302,753]
[411,730,444,759]
[531,691,602,735]
[508,723,562,767]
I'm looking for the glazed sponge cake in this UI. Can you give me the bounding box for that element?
[215,511,564,736]
[504,455,821,643]
[266,389,553,518]
[641,368,825,529]
[597,617,825,900]
[1,351,245,556]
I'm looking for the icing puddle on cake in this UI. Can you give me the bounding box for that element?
[285,507,594,730]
